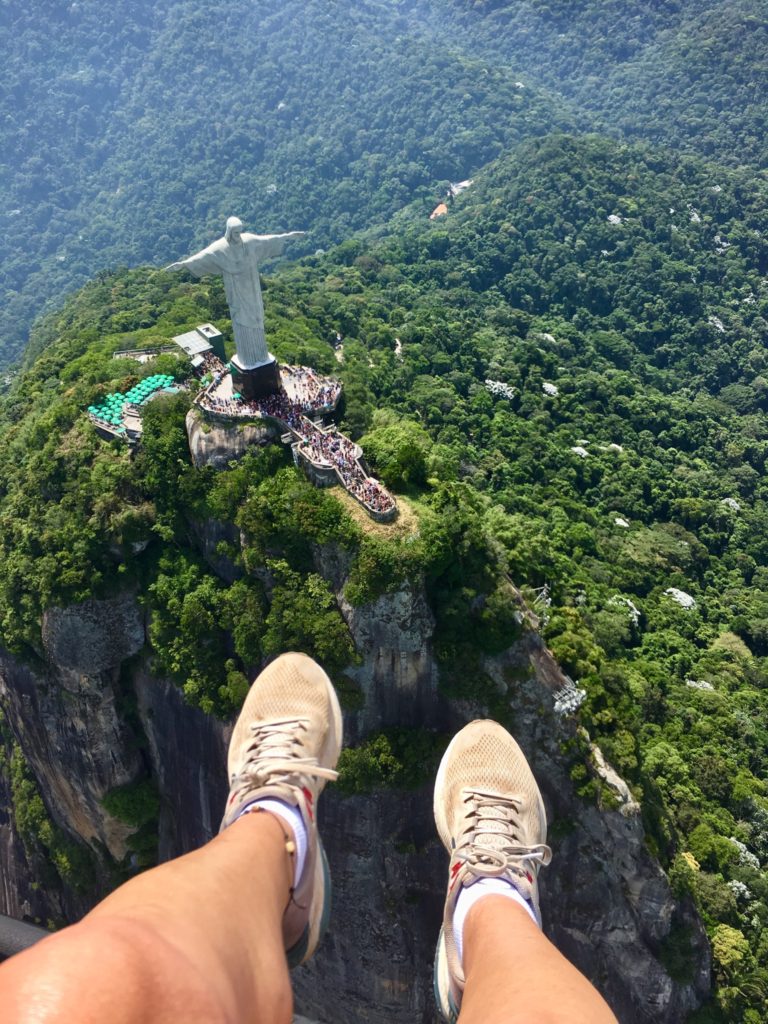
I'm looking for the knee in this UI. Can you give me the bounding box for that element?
[79,916,294,1024]
[0,916,231,1024]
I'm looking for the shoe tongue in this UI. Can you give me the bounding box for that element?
[472,793,519,850]
[474,807,509,852]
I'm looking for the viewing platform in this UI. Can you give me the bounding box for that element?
[195,359,397,522]
[87,330,397,522]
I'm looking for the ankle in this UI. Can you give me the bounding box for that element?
[235,798,308,889]
[463,890,541,964]
[456,881,540,968]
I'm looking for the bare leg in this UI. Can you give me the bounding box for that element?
[459,896,618,1024]
[0,812,293,1024]
[0,652,343,1024]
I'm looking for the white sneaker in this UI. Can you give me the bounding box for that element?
[433,720,552,1021]
[220,652,343,967]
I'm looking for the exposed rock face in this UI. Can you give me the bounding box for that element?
[133,668,229,859]
[186,407,274,469]
[42,592,144,677]
[0,549,709,1022]
[0,738,85,926]
[0,593,148,867]
[337,584,440,739]
[313,543,444,741]
[0,651,142,864]
[188,517,243,584]
[294,785,446,1023]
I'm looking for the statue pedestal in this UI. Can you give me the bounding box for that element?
[231,353,281,400]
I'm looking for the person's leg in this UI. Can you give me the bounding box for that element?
[0,812,293,1024]
[460,897,617,1024]
[432,719,618,1024]
[0,652,342,1024]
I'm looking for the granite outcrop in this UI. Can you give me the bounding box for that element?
[186,407,274,469]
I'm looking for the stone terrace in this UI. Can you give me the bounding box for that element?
[195,361,397,522]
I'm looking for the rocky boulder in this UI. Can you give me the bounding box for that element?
[186,408,275,469]
[42,591,145,678]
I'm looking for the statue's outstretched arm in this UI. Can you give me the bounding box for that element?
[163,247,222,278]
[249,231,306,261]
[257,231,306,242]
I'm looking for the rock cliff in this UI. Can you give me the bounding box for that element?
[0,539,710,1021]
[0,593,146,865]
[186,407,274,469]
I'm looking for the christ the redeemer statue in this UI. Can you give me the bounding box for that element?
[166,216,304,398]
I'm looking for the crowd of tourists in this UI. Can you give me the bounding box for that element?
[298,422,357,468]
[343,469,395,515]
[297,422,394,515]
[254,390,306,429]
[194,367,394,518]
[197,390,239,415]
[199,353,227,377]
[197,383,306,425]
[281,364,341,411]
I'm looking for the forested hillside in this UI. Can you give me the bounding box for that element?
[1,0,571,367]
[450,0,768,168]
[3,133,768,1017]
[4,0,768,368]
[6,0,768,1018]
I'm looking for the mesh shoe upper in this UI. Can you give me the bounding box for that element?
[433,720,552,1019]
[221,653,343,966]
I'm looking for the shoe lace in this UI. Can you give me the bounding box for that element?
[456,788,552,882]
[230,716,339,794]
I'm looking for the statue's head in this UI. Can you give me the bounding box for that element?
[225,216,244,243]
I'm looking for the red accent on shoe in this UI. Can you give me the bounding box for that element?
[303,787,315,822]
[448,861,462,892]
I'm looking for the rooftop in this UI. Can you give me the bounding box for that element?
[172,324,223,358]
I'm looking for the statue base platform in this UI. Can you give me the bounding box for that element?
[230,354,281,400]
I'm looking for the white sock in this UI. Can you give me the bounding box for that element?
[236,798,308,888]
[454,878,539,967]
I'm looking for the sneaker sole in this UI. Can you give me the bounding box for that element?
[433,927,459,1024]
[316,660,344,794]
[287,837,333,968]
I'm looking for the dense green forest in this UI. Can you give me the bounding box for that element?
[3,133,768,1017]
[6,0,768,1018]
[4,0,768,367]
[452,0,768,168]
[0,0,571,367]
